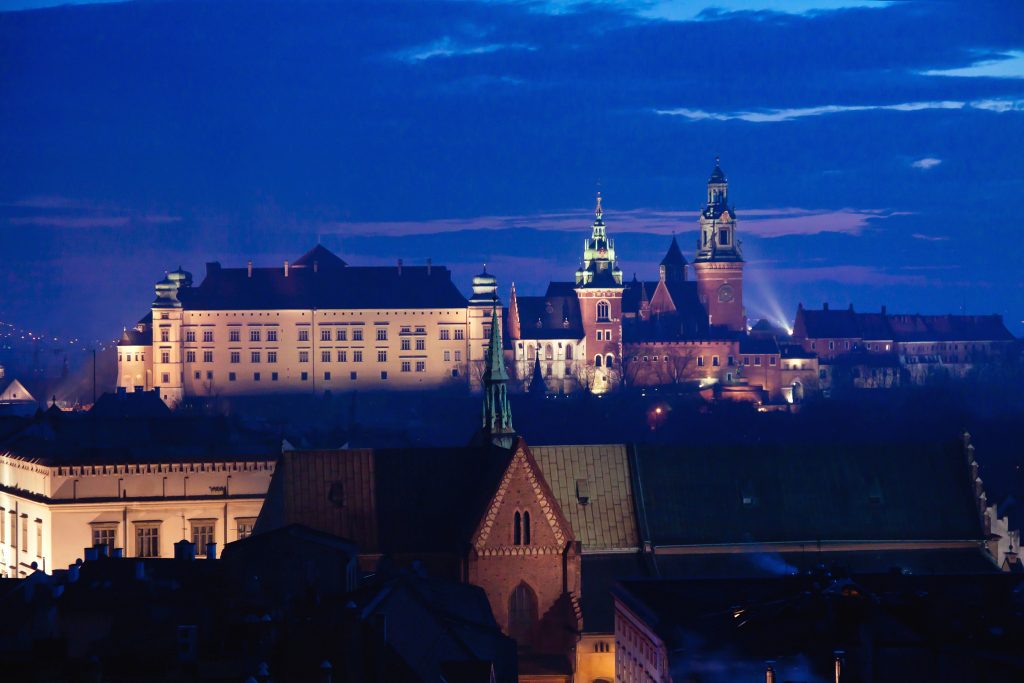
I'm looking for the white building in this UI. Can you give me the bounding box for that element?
[118,245,503,407]
[0,405,276,576]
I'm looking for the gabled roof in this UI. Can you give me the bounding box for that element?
[0,378,35,404]
[512,294,584,340]
[90,390,172,418]
[660,236,687,267]
[630,439,983,546]
[532,444,639,551]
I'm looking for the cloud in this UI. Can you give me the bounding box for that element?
[922,50,1024,80]
[1,196,181,229]
[319,206,895,239]
[910,233,949,242]
[393,36,535,62]
[655,98,1024,122]
[911,157,941,170]
[520,0,892,21]
[757,264,930,286]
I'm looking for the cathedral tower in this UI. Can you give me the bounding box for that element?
[693,157,745,331]
[575,193,624,393]
[479,306,516,449]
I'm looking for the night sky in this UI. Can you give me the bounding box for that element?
[1,0,1022,345]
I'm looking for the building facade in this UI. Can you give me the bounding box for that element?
[119,245,501,406]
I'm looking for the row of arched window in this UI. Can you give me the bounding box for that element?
[513,510,531,546]
[594,354,615,368]
[525,343,574,361]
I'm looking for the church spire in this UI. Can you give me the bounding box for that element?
[480,304,515,448]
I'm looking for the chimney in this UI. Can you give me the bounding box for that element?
[823,302,829,311]
[206,542,217,560]
[174,539,196,561]
[426,258,432,276]
[765,664,776,683]
[247,260,253,278]
[112,547,123,559]
[134,560,146,581]
[84,546,98,562]
[284,260,290,277]
[397,258,403,276]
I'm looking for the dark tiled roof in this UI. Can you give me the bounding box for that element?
[621,280,659,314]
[90,390,171,418]
[797,308,1015,343]
[514,295,584,340]
[292,244,347,269]
[738,336,780,355]
[630,439,983,546]
[117,326,150,346]
[660,236,687,266]
[179,257,468,311]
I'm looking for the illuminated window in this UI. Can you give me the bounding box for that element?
[236,518,256,540]
[229,329,240,342]
[298,329,309,342]
[267,329,278,342]
[135,523,160,558]
[191,521,215,557]
[250,330,261,342]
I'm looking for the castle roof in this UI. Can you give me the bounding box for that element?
[660,235,687,267]
[796,307,1015,343]
[180,247,468,310]
[513,288,584,340]
[292,243,347,269]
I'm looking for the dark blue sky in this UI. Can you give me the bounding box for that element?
[1,0,1022,344]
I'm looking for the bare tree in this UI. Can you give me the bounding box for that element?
[573,361,597,394]
[661,346,697,385]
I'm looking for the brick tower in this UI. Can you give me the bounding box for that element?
[693,157,745,332]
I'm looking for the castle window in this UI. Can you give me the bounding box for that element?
[186,351,195,363]
[191,521,215,557]
[298,330,309,342]
[135,523,160,558]
[350,371,357,380]
[230,351,240,364]
[185,330,196,342]
[353,329,363,341]
[565,344,573,360]
[376,328,388,341]
[324,371,331,381]
[754,356,761,366]
[595,355,603,368]
[545,345,553,360]
[697,356,705,367]
[321,350,330,363]
[161,372,170,384]
[268,351,277,363]
[719,229,729,246]
[161,329,170,342]
[353,351,363,362]
[203,330,214,343]
[228,372,236,382]
[483,325,491,338]
[267,329,277,342]
[416,361,425,372]
[513,511,532,546]
[401,339,411,351]
[161,351,170,364]
[527,346,535,360]
[596,330,603,341]
[321,329,331,342]
[337,350,346,362]
[402,361,411,372]
[250,330,261,342]
[454,350,461,361]
[271,372,278,381]
[336,329,346,341]
[229,329,240,342]
[828,341,835,350]
[596,300,610,322]
[381,371,388,380]
[508,582,538,645]
[299,351,309,363]
[712,356,720,367]
[300,372,308,381]
[252,351,261,363]
[546,364,552,376]
[444,350,451,361]
[454,329,464,340]
[416,339,426,351]
[605,354,614,368]
[769,356,777,366]
[254,372,260,381]
[440,329,450,340]
[377,350,387,362]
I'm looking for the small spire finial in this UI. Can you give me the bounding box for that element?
[595,191,603,219]
[715,154,720,167]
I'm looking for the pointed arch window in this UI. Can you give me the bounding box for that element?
[565,344,573,360]
[513,510,531,546]
[508,581,538,645]
[596,300,610,322]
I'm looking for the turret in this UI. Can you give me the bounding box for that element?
[575,193,623,287]
[151,267,191,407]
[479,306,516,448]
[693,157,746,331]
[468,266,502,391]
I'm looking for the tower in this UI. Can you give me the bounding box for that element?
[479,306,516,449]
[575,193,624,393]
[151,267,192,407]
[693,157,745,331]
